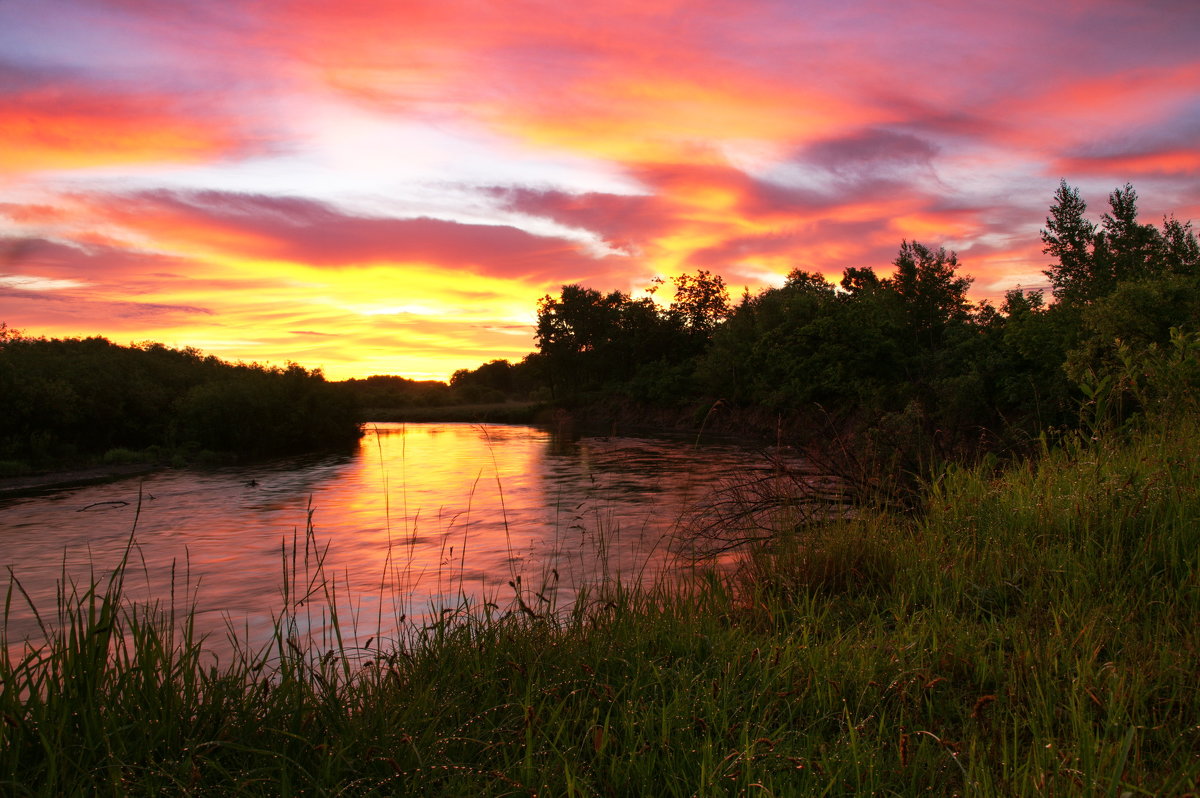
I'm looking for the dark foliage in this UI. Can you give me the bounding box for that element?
[0,336,360,466]
[518,182,1199,485]
[532,271,729,402]
[6,183,1194,481]
[1043,180,1200,304]
[339,374,456,408]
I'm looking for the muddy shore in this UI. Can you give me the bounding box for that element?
[0,463,158,499]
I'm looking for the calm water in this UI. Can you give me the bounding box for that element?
[1,423,798,658]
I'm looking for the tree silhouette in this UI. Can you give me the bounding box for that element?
[1095,183,1164,285]
[885,240,972,350]
[1042,180,1099,303]
[668,269,730,336]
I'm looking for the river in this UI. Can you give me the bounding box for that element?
[1,423,807,660]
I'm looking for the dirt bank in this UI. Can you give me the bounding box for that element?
[0,463,158,499]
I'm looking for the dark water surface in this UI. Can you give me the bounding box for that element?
[1,423,794,658]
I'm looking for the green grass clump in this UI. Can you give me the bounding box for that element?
[100,448,148,466]
[3,418,1200,795]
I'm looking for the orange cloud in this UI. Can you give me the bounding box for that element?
[0,85,254,176]
[1055,149,1200,179]
[67,190,624,283]
[488,74,877,166]
[1029,65,1200,125]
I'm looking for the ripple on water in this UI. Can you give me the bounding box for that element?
[2,423,806,657]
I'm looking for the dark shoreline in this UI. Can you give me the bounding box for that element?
[0,402,803,500]
[359,401,547,424]
[355,399,830,453]
[0,463,159,499]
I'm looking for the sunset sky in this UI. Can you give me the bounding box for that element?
[2,0,1198,381]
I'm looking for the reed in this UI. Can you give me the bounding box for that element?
[3,417,1199,795]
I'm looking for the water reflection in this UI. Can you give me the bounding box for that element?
[1,423,792,658]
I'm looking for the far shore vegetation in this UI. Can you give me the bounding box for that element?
[0,330,361,479]
[7,181,1200,480]
[351,181,1200,481]
[3,180,1200,793]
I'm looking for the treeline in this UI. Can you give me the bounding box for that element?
[0,333,361,469]
[340,359,543,410]
[465,181,1200,460]
[6,181,1194,470]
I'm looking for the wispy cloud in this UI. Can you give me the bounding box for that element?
[0,274,87,291]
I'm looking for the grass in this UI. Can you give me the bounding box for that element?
[3,416,1199,795]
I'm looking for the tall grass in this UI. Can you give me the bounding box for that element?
[3,417,1200,795]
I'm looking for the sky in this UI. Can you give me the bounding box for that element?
[1,0,1198,381]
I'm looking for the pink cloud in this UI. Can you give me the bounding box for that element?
[0,68,272,174]
[72,190,625,283]
[488,187,668,253]
[0,236,193,283]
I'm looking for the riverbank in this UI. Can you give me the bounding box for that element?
[0,462,158,499]
[360,400,546,424]
[360,396,836,443]
[3,414,1198,794]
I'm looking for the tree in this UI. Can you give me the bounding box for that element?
[535,285,625,356]
[668,270,731,336]
[0,321,21,346]
[785,269,836,295]
[450,359,514,402]
[839,266,882,296]
[1161,215,1200,276]
[1095,183,1163,285]
[884,240,972,349]
[1043,181,1199,303]
[1042,180,1099,303]
[535,284,628,396]
[1001,287,1045,317]
[0,336,359,463]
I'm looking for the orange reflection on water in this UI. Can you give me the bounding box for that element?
[328,424,690,626]
[3,423,734,659]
